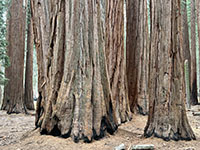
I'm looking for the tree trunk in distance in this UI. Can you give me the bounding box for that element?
[191,0,198,105]
[144,0,196,141]
[126,0,140,113]
[106,0,132,125]
[126,0,149,114]
[31,0,118,143]
[24,17,34,110]
[182,0,193,105]
[195,0,200,104]
[2,0,26,114]
[136,0,149,115]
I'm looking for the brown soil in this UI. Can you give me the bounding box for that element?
[0,107,200,150]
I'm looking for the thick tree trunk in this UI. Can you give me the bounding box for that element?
[31,0,117,142]
[105,0,132,124]
[1,0,26,113]
[191,0,198,105]
[144,0,195,141]
[126,0,149,114]
[24,17,34,110]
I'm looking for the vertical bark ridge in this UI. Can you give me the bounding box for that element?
[126,0,140,113]
[126,0,149,114]
[106,0,132,124]
[31,0,51,126]
[24,15,34,110]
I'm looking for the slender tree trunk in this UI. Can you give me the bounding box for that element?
[136,0,149,115]
[126,0,140,113]
[144,0,195,141]
[191,0,198,104]
[105,0,132,124]
[24,17,34,110]
[196,0,200,104]
[31,0,117,142]
[126,0,149,114]
[181,0,192,104]
[1,0,26,113]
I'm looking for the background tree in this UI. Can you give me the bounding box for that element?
[0,0,10,108]
[24,0,34,110]
[190,0,198,104]
[31,0,118,142]
[126,0,149,114]
[181,0,192,104]
[126,0,140,113]
[1,0,26,113]
[136,0,149,115]
[144,0,195,140]
[196,0,200,104]
[105,0,132,124]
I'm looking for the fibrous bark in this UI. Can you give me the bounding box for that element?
[31,0,50,118]
[196,0,200,104]
[181,0,193,105]
[191,0,198,105]
[31,0,117,142]
[144,0,196,141]
[106,0,132,124]
[2,0,26,113]
[126,0,140,113]
[126,0,149,114]
[24,14,34,110]
[136,0,149,115]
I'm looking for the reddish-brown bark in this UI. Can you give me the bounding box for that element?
[2,0,26,113]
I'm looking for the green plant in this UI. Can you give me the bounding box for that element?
[0,0,10,85]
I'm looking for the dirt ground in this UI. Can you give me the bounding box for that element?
[0,107,200,150]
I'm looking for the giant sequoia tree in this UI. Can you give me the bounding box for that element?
[191,0,198,104]
[126,0,140,113]
[126,0,149,114]
[196,0,200,104]
[2,0,26,113]
[181,0,192,104]
[106,0,131,124]
[144,0,195,140]
[31,0,118,142]
[24,2,34,110]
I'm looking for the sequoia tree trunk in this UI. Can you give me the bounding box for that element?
[105,0,132,124]
[196,0,200,104]
[136,0,149,115]
[181,0,192,104]
[31,0,50,115]
[24,13,34,110]
[1,0,26,113]
[144,0,196,141]
[126,0,149,114]
[126,0,140,113]
[31,0,117,142]
[191,0,198,105]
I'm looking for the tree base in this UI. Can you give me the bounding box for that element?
[144,123,196,141]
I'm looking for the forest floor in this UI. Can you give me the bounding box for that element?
[0,106,200,150]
